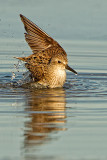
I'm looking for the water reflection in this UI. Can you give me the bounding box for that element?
[23,88,66,152]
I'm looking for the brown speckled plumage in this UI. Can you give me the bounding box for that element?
[16,14,77,88]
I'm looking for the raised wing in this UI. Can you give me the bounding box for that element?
[16,15,68,81]
[20,14,59,53]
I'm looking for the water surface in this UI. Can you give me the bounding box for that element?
[0,1,107,160]
[0,40,107,160]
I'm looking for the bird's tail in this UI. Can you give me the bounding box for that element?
[14,56,27,62]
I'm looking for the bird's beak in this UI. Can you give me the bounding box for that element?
[66,65,77,75]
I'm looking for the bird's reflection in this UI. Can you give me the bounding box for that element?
[24,88,66,149]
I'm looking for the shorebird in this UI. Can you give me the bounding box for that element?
[16,14,77,88]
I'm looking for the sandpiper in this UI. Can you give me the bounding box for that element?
[16,14,77,88]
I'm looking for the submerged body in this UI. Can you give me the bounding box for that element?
[16,14,77,88]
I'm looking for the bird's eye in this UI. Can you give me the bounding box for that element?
[58,61,61,63]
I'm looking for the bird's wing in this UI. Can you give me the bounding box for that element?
[15,50,51,81]
[16,14,67,81]
[20,14,60,53]
[25,63,45,81]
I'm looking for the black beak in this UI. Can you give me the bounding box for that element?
[66,65,77,75]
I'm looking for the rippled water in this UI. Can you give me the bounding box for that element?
[0,39,107,160]
[0,0,107,160]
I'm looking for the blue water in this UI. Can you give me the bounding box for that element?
[0,1,107,160]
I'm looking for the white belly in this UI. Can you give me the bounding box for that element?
[49,69,66,88]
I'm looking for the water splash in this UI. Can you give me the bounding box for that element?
[11,72,16,80]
